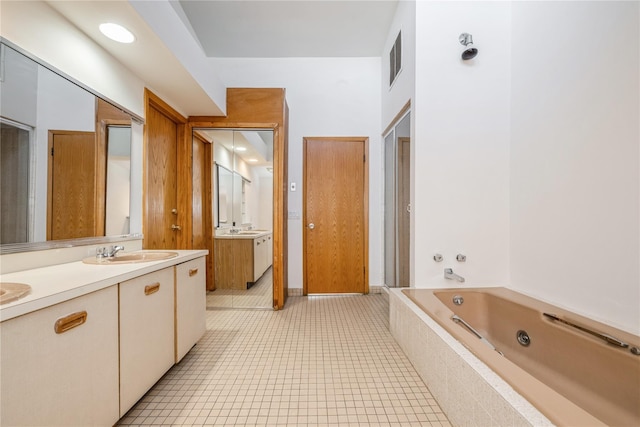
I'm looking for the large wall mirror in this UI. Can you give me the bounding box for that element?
[0,40,142,252]
[194,128,274,309]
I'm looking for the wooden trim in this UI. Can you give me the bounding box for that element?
[363,137,369,294]
[189,124,214,291]
[382,99,411,137]
[176,122,192,249]
[188,88,289,309]
[46,131,54,241]
[145,90,187,124]
[96,98,133,237]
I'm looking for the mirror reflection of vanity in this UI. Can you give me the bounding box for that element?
[200,128,274,299]
[0,40,142,251]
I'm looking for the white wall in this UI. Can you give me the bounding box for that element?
[413,1,512,287]
[381,0,416,129]
[211,57,382,289]
[1,1,145,117]
[34,67,96,241]
[510,1,640,334]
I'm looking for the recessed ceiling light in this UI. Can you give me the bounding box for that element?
[99,23,135,44]
[234,146,247,152]
[248,158,258,163]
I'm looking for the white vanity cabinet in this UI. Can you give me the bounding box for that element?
[253,233,273,281]
[175,257,206,362]
[0,286,119,426]
[119,267,175,416]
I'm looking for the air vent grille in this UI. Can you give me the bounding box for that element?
[389,31,402,86]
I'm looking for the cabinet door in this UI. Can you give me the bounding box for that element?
[0,286,119,426]
[266,234,273,268]
[253,237,262,280]
[119,267,175,416]
[176,257,206,362]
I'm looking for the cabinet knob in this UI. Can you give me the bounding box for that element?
[188,268,198,277]
[171,224,182,231]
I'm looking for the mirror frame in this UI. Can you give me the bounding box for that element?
[0,38,144,254]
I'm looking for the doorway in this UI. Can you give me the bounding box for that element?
[384,111,411,287]
[303,137,369,294]
[196,128,274,309]
[47,130,96,240]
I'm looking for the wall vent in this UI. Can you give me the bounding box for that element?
[389,31,402,87]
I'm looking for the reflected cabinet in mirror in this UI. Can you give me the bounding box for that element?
[0,40,139,250]
[198,128,274,308]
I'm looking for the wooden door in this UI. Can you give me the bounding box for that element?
[144,91,189,250]
[303,137,368,294]
[397,137,411,286]
[47,131,96,240]
[192,131,213,290]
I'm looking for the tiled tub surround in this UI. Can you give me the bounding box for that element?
[390,288,640,427]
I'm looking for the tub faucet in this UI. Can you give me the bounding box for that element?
[444,268,465,283]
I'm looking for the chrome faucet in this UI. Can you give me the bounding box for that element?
[444,268,465,283]
[229,228,240,234]
[108,245,125,257]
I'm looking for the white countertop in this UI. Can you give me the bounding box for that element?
[215,231,272,240]
[0,249,207,322]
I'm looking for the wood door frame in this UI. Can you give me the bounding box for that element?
[397,136,411,287]
[189,87,289,310]
[96,98,133,237]
[188,120,285,302]
[302,136,369,296]
[191,130,214,291]
[143,89,190,249]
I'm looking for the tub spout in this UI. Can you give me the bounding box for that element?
[444,268,465,282]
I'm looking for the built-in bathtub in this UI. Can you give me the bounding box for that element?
[389,287,640,427]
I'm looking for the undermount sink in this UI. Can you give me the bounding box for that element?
[83,251,178,265]
[0,282,32,304]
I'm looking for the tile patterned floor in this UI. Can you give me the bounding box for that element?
[206,268,273,309]
[118,294,451,427]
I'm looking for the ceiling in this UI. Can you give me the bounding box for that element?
[42,0,398,116]
[176,0,399,58]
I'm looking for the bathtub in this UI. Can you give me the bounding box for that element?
[390,287,640,427]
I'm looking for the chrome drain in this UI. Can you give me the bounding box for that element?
[452,295,464,305]
[516,330,531,347]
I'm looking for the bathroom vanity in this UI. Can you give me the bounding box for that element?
[0,250,207,426]
[214,231,272,290]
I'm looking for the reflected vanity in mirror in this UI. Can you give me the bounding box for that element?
[0,40,141,251]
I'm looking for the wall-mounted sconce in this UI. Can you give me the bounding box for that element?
[459,33,478,60]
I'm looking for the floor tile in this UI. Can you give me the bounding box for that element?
[118,293,450,427]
